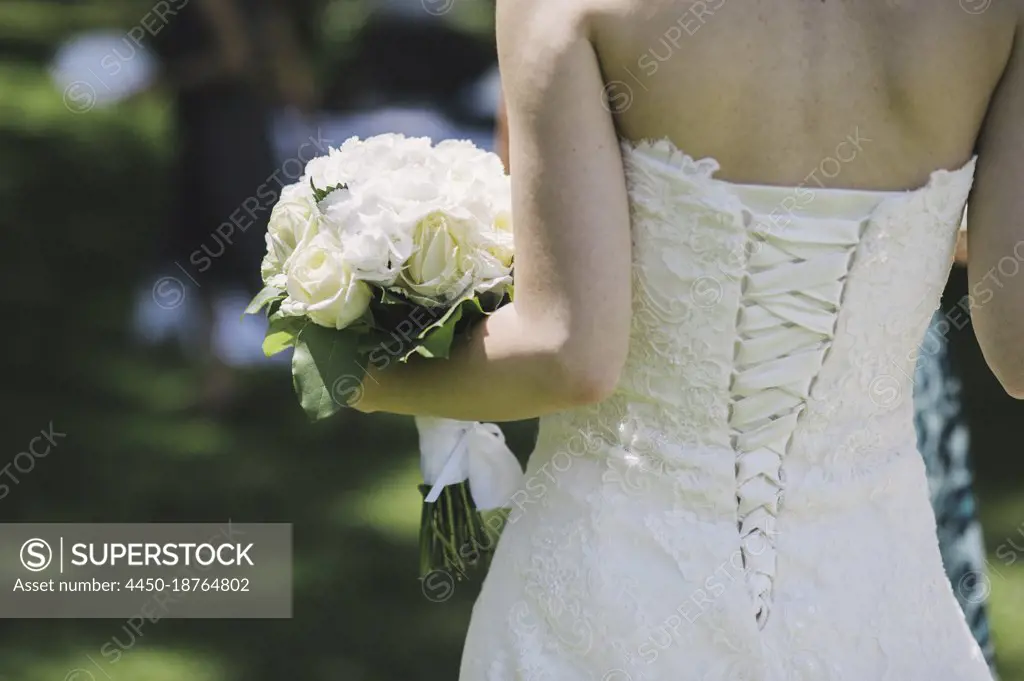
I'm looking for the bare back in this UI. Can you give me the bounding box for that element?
[590,0,1016,189]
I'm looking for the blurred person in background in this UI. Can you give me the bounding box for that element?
[299,5,497,150]
[147,0,318,411]
[915,225,998,675]
[321,3,494,113]
[491,89,997,677]
[269,6,500,189]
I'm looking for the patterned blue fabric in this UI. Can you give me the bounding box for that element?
[914,311,997,674]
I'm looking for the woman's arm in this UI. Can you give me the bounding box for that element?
[967,9,1024,398]
[354,0,633,421]
[495,88,511,171]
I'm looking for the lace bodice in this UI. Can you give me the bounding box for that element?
[621,139,974,626]
[460,140,991,681]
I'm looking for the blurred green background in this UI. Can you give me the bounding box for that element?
[0,1,1021,680]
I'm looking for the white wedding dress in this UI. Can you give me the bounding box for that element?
[459,139,994,681]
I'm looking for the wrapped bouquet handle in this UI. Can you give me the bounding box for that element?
[416,417,524,579]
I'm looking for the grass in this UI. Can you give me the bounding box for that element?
[0,2,1021,679]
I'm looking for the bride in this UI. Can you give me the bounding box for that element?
[354,0,1020,678]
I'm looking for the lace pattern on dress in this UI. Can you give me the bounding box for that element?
[458,137,990,681]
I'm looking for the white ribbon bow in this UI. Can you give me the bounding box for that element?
[414,417,524,510]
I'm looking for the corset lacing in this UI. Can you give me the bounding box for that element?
[728,209,867,628]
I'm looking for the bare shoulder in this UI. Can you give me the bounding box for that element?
[496,0,606,111]
[496,0,622,33]
[496,0,590,50]
[496,0,594,71]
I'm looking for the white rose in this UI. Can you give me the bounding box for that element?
[261,183,319,288]
[279,233,372,329]
[480,208,514,271]
[288,135,514,306]
[428,140,513,277]
[398,211,482,306]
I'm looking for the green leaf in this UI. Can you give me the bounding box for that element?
[245,286,284,315]
[310,178,348,203]
[355,328,398,356]
[378,288,414,306]
[291,323,365,421]
[262,314,305,356]
[415,304,464,359]
[402,295,488,361]
[476,288,510,313]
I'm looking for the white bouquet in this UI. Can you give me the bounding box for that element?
[247,134,524,579]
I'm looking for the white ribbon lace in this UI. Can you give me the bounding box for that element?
[415,417,525,511]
